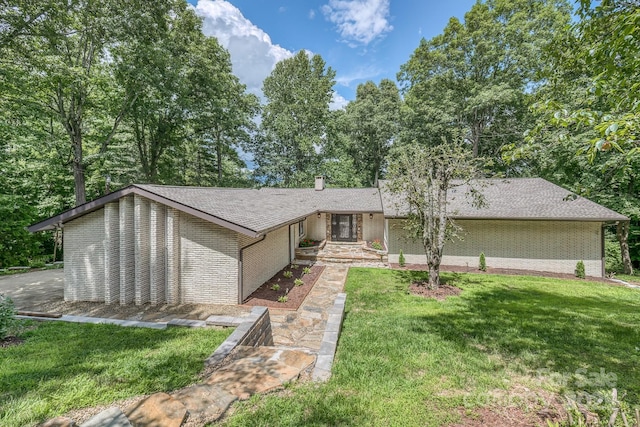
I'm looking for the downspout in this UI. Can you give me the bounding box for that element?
[237,235,266,304]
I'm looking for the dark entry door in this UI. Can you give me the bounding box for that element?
[331,214,356,242]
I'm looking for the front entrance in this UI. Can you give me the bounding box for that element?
[331,214,357,242]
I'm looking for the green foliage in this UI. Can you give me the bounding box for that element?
[277,295,288,303]
[283,271,293,279]
[479,252,487,272]
[0,294,16,340]
[290,264,299,270]
[605,239,624,274]
[302,267,311,275]
[371,239,384,251]
[575,260,586,279]
[294,278,304,287]
[250,51,336,187]
[398,250,406,267]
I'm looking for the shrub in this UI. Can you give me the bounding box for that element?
[294,278,304,286]
[479,252,487,271]
[302,267,311,275]
[398,250,406,267]
[0,294,16,340]
[575,260,586,279]
[290,264,299,270]
[270,284,280,291]
[283,271,293,279]
[278,295,288,303]
[371,239,384,251]
[605,239,624,273]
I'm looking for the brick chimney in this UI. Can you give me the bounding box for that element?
[315,176,325,191]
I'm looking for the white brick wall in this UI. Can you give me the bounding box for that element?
[64,210,105,301]
[241,225,290,301]
[179,213,239,304]
[166,208,181,304]
[149,202,166,304]
[388,219,604,277]
[103,203,120,304]
[363,213,384,242]
[134,195,150,305]
[119,196,135,304]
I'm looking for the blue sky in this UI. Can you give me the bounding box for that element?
[188,0,476,107]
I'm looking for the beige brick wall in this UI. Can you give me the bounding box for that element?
[119,195,135,304]
[179,213,239,304]
[103,203,120,304]
[149,202,166,304]
[363,213,384,242]
[64,210,105,302]
[241,225,290,301]
[166,208,181,304]
[387,219,603,277]
[306,213,326,241]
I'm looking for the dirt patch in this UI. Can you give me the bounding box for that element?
[409,282,462,300]
[449,386,569,427]
[0,335,24,348]
[243,264,324,310]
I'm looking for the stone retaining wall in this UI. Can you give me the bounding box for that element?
[205,306,273,367]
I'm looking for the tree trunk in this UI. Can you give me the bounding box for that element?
[216,134,223,184]
[72,135,86,206]
[617,221,634,275]
[428,263,440,289]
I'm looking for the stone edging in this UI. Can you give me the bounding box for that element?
[205,306,273,367]
[312,292,346,382]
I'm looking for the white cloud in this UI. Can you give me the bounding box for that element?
[335,65,383,87]
[194,0,293,98]
[321,0,393,46]
[330,92,350,110]
[309,9,316,19]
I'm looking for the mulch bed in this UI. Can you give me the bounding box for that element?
[391,263,615,284]
[409,282,462,300]
[243,264,325,310]
[0,336,24,348]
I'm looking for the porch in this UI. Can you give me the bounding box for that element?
[295,240,388,264]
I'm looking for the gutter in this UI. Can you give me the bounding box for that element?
[237,235,266,304]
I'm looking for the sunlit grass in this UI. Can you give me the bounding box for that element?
[0,322,231,427]
[222,268,640,426]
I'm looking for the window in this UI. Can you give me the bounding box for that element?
[299,220,305,237]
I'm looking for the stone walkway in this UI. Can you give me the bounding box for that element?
[269,264,349,350]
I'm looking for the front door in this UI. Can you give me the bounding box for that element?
[331,214,357,242]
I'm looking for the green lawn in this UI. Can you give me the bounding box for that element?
[222,268,640,426]
[0,322,231,427]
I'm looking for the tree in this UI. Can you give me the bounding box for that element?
[344,79,401,186]
[251,51,336,187]
[398,0,571,168]
[1,0,171,204]
[386,143,484,289]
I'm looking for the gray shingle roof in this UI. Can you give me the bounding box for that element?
[135,185,382,235]
[380,178,628,221]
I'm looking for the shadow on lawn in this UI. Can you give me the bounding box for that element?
[0,322,206,404]
[413,284,640,403]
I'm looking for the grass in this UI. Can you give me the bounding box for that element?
[0,322,231,427]
[614,273,640,284]
[222,268,640,426]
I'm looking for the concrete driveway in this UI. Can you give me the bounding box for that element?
[0,269,64,310]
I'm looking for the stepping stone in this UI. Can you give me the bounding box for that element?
[124,393,186,427]
[80,407,131,427]
[172,384,237,423]
[40,417,76,427]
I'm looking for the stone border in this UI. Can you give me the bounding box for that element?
[205,306,273,367]
[312,292,346,382]
[15,314,167,329]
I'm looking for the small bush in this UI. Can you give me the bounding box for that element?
[605,239,624,273]
[290,264,299,270]
[371,239,384,250]
[294,278,304,286]
[0,294,16,340]
[270,284,280,291]
[479,252,487,271]
[278,295,288,303]
[302,266,311,275]
[575,260,586,279]
[399,250,406,267]
[283,271,293,279]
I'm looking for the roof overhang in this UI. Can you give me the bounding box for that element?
[27,185,263,238]
[384,215,630,222]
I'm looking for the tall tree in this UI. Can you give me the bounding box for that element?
[1,0,169,204]
[251,51,336,187]
[386,142,484,289]
[344,79,401,187]
[398,0,571,167]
